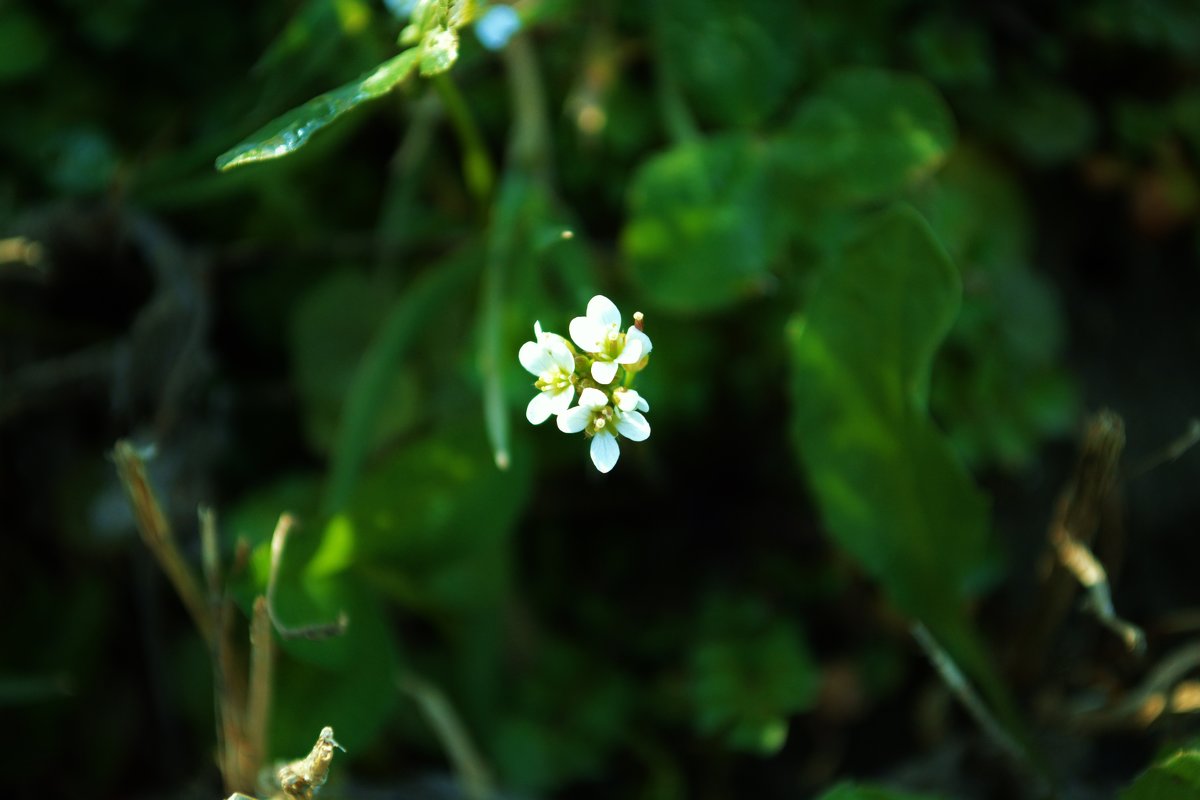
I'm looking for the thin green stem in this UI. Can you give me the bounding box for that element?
[502,33,553,182]
[434,73,496,206]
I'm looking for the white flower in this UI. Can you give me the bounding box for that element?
[569,295,653,384]
[518,321,576,424]
[557,387,651,473]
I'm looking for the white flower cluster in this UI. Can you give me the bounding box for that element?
[519,295,653,473]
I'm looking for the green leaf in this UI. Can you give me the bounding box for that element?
[267,578,401,757]
[656,0,805,128]
[1122,750,1200,800]
[223,476,401,759]
[975,80,1096,164]
[419,27,459,76]
[0,8,51,82]
[787,205,1010,715]
[817,782,949,800]
[324,249,478,515]
[908,17,993,89]
[337,423,530,615]
[623,134,780,313]
[215,48,419,171]
[774,68,956,205]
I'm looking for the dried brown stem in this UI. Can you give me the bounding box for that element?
[1059,641,1200,732]
[1012,410,1129,681]
[244,596,275,783]
[113,440,213,646]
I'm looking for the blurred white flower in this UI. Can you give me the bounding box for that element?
[518,321,575,424]
[568,295,652,384]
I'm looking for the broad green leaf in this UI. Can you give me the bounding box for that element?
[623,134,779,313]
[324,249,478,514]
[775,69,956,205]
[1122,750,1200,800]
[787,205,1011,717]
[656,0,805,128]
[817,783,948,800]
[215,48,419,171]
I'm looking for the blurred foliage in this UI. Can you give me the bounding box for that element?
[1121,750,1200,799]
[4,0,1200,798]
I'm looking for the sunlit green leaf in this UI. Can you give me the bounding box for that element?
[340,429,529,608]
[215,48,419,171]
[1122,750,1200,800]
[623,134,780,313]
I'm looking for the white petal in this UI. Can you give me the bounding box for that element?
[578,387,609,409]
[526,391,556,424]
[534,320,545,339]
[591,359,619,384]
[615,409,650,441]
[519,341,554,375]
[590,430,620,473]
[614,336,643,364]
[548,385,575,415]
[636,395,649,412]
[569,316,606,352]
[587,295,621,327]
[557,405,591,433]
[626,326,652,356]
[548,337,575,373]
[614,388,639,412]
